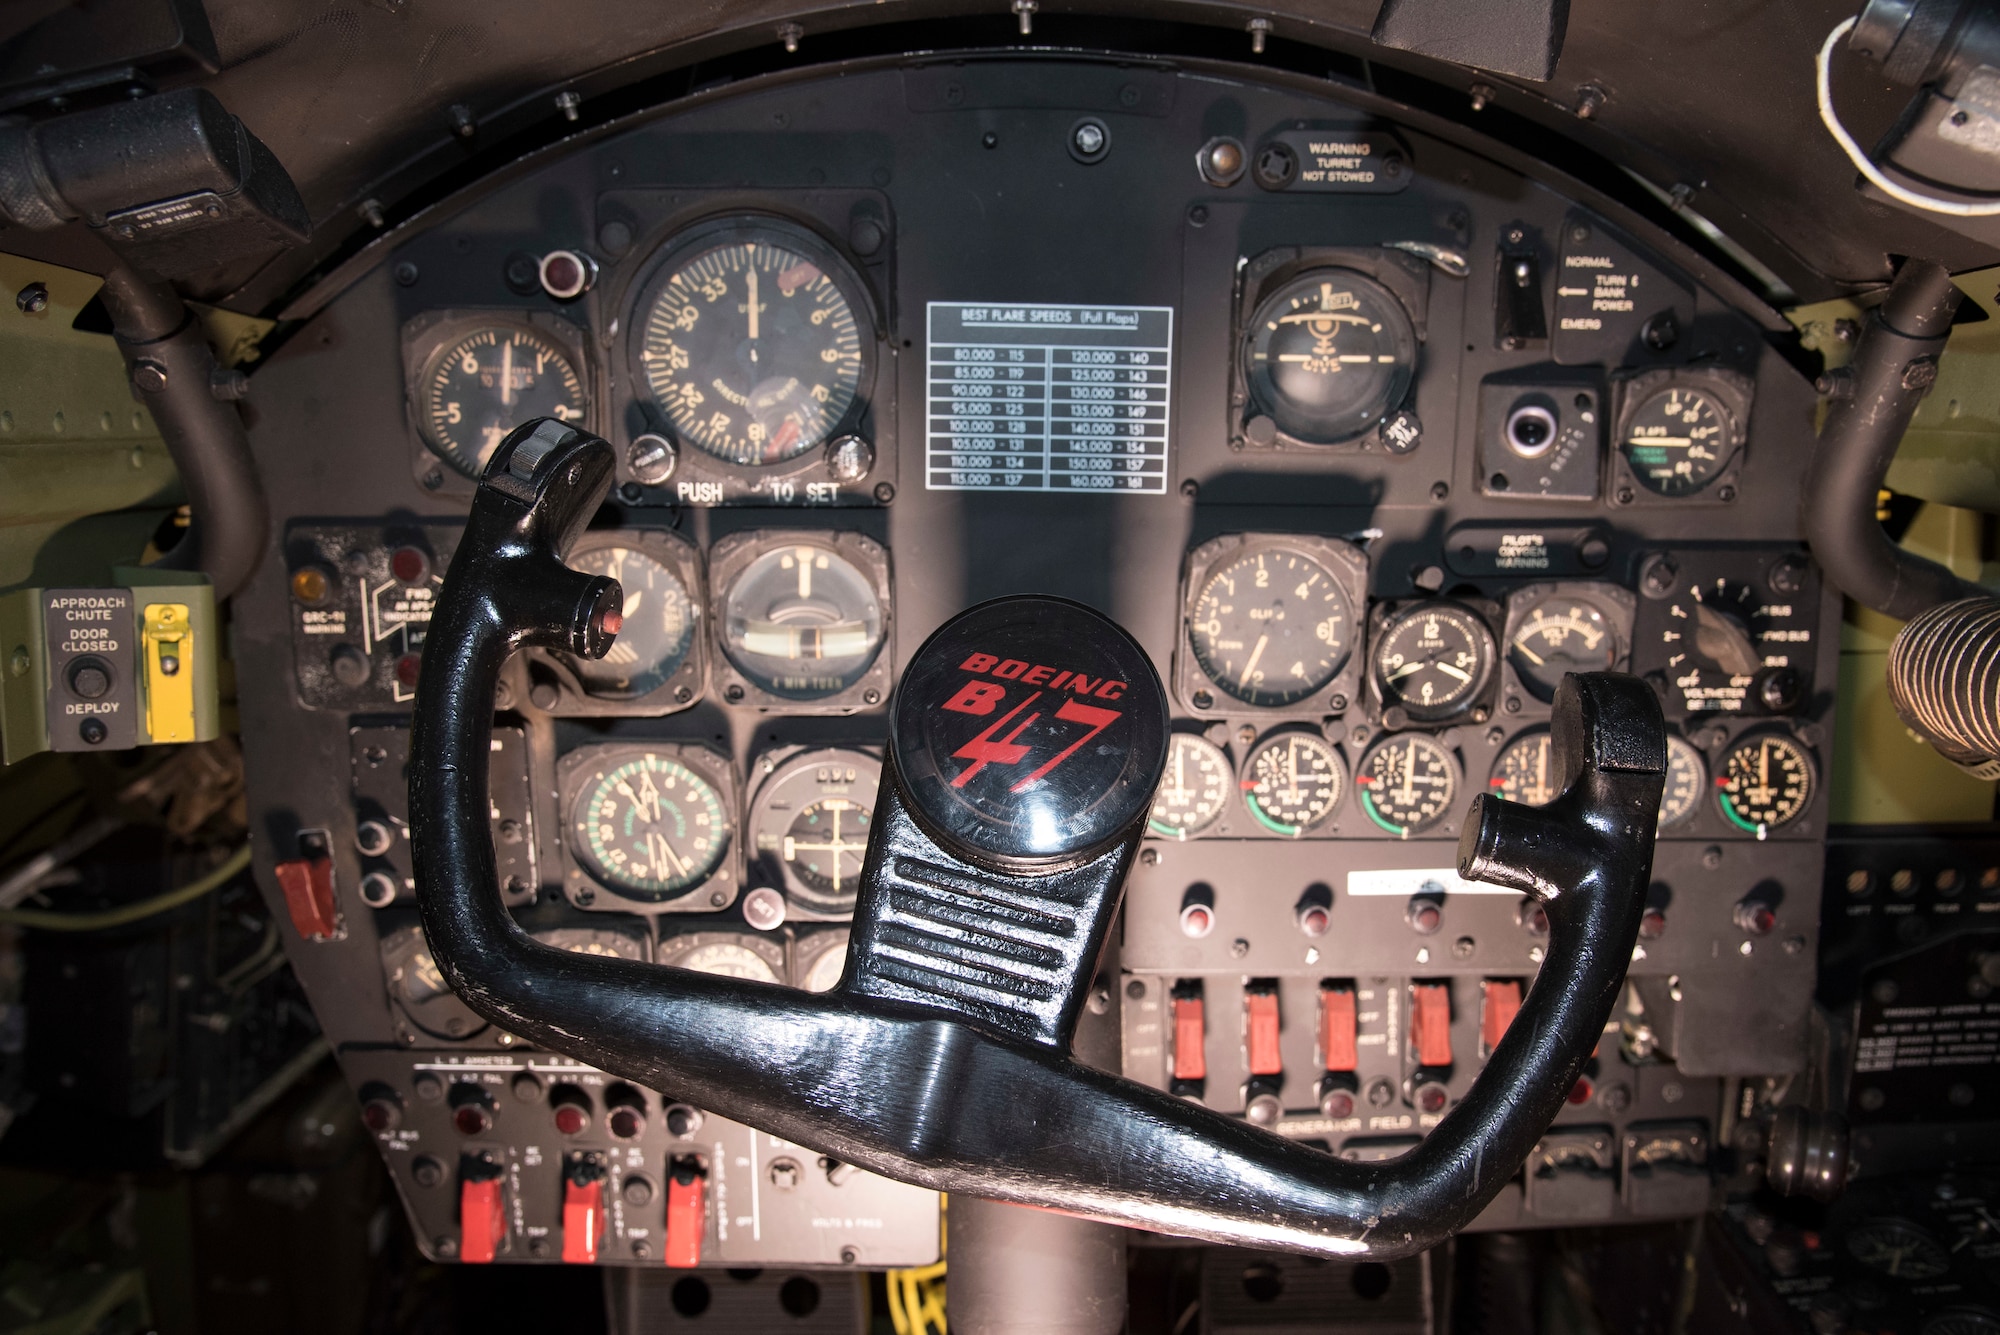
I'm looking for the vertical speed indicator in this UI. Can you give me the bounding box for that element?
[634,222,872,467]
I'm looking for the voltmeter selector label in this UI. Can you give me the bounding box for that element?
[893,596,1167,865]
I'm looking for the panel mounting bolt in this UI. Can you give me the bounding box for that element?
[1469,83,1495,111]
[1012,0,1036,34]
[778,22,803,52]
[15,281,48,314]
[555,91,581,122]
[1247,17,1272,52]
[1573,85,1607,120]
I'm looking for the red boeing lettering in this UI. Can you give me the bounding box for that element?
[953,649,1130,701]
[943,680,1007,715]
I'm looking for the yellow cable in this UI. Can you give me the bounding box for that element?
[0,845,251,931]
[886,1264,911,1335]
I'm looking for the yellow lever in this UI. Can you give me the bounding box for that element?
[141,602,195,743]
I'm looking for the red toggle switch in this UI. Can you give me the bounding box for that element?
[1481,979,1523,1057]
[459,1173,505,1264]
[1171,988,1207,1083]
[1245,987,1283,1078]
[275,856,339,940]
[1411,982,1454,1069]
[665,1161,706,1269]
[1320,985,1358,1072]
[562,1172,605,1264]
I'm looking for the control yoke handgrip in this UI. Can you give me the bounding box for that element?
[411,421,1667,1259]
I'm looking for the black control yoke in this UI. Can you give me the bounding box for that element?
[410,420,1666,1259]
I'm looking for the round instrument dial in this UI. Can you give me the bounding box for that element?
[1241,732,1346,836]
[1717,734,1814,836]
[571,754,730,899]
[1243,269,1417,444]
[1357,734,1460,838]
[719,542,886,700]
[796,932,850,993]
[635,226,868,466]
[669,940,781,984]
[566,546,695,698]
[1846,1218,1951,1280]
[1620,385,1739,496]
[1508,594,1623,701]
[420,326,587,478]
[1489,732,1558,807]
[1373,602,1496,722]
[749,748,879,915]
[1658,734,1705,830]
[1188,547,1355,707]
[1148,734,1233,839]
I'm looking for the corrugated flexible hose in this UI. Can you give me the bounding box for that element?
[1888,596,2000,780]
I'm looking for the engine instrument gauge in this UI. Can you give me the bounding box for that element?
[1188,547,1355,707]
[717,539,887,700]
[795,931,850,993]
[418,325,587,478]
[570,753,730,899]
[1489,732,1557,807]
[668,939,776,991]
[1148,733,1234,839]
[1373,602,1496,723]
[1717,733,1814,837]
[1658,734,1705,829]
[1241,732,1346,836]
[634,222,870,467]
[1242,269,1417,444]
[748,748,880,917]
[1845,1218,1952,1280]
[1618,384,1742,497]
[565,545,696,698]
[380,925,487,1040]
[1507,591,1625,701]
[1356,734,1460,838]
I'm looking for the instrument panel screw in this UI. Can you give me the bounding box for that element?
[422,468,443,490]
[862,688,882,706]
[1180,478,1199,499]
[1429,481,1449,501]
[1140,848,1161,866]
[1573,84,1607,119]
[1468,84,1495,111]
[1126,978,1147,1000]
[777,23,803,52]
[1328,694,1348,713]
[840,1246,861,1264]
[725,683,745,703]
[674,685,693,704]
[1011,0,1036,34]
[555,90,581,121]
[1230,938,1250,959]
[1452,936,1475,959]
[448,103,476,138]
[393,261,419,287]
[1247,17,1272,52]
[15,281,48,314]
[1088,985,1113,1014]
[873,482,896,504]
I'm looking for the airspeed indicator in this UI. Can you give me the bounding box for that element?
[1188,547,1355,708]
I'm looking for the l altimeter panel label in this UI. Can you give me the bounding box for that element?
[926,303,1172,494]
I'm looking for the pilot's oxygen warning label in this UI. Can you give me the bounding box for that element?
[926,302,1173,494]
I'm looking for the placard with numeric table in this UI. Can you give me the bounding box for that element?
[925,302,1173,493]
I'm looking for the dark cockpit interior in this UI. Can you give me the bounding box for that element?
[2,1,2000,1331]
